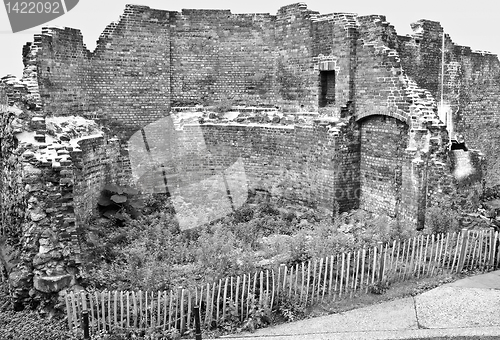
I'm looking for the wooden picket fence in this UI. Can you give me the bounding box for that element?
[65,228,500,335]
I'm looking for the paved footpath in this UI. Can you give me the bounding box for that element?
[223,270,500,340]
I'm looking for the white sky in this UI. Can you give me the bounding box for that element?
[0,0,497,78]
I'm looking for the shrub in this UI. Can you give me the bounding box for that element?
[97,184,144,221]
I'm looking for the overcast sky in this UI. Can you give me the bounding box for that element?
[0,0,497,78]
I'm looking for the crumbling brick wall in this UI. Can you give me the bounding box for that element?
[128,118,359,214]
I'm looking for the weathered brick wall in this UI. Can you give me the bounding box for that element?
[454,52,500,186]
[359,115,408,217]
[354,16,410,123]
[170,10,277,108]
[127,120,359,213]
[31,3,379,132]
[275,4,318,111]
[33,27,93,117]
[398,20,443,99]
[12,2,497,227]
[0,102,25,238]
[34,7,171,135]
[398,21,500,187]
[311,13,358,116]
[71,136,126,224]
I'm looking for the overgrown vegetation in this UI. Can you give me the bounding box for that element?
[81,192,414,293]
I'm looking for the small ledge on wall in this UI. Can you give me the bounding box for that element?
[170,106,322,128]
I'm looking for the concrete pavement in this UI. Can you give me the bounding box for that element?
[223,270,500,340]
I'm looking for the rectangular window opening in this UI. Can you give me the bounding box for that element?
[319,70,336,108]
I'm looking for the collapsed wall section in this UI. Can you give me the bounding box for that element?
[398,20,500,187]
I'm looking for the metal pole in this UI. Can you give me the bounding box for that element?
[194,306,202,340]
[82,310,90,339]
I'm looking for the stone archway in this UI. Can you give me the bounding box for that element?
[359,115,409,217]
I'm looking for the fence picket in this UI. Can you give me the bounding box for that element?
[360,248,366,292]
[94,292,100,331]
[353,249,360,292]
[300,262,305,304]
[339,253,345,297]
[482,230,488,271]
[311,260,317,303]
[252,271,258,304]
[235,276,241,318]
[288,266,293,298]
[409,237,417,277]
[187,290,192,331]
[132,291,138,329]
[428,234,435,276]
[126,291,130,329]
[168,290,174,330]
[422,235,429,276]
[223,277,228,320]
[434,234,442,274]
[322,256,329,300]
[401,239,408,280]
[294,263,299,298]
[394,239,401,281]
[89,292,95,332]
[157,291,161,329]
[230,276,234,305]
[328,255,334,297]
[259,271,264,307]
[316,258,323,302]
[276,266,281,301]
[345,252,351,296]
[490,231,498,269]
[246,275,250,319]
[179,289,185,332]
[443,232,451,271]
[216,280,222,323]
[496,231,500,267]
[305,260,311,305]
[101,291,106,331]
[389,240,396,279]
[240,276,246,321]
[282,265,288,293]
[271,269,276,309]
[106,291,111,331]
[163,291,167,331]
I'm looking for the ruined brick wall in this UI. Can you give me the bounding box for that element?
[33,28,93,117]
[31,3,371,132]
[13,2,498,228]
[0,103,25,238]
[398,20,443,99]
[311,13,358,116]
[128,120,359,213]
[169,10,277,108]
[359,115,408,217]
[34,7,171,134]
[275,4,318,111]
[71,136,127,224]
[455,52,500,186]
[398,21,500,187]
